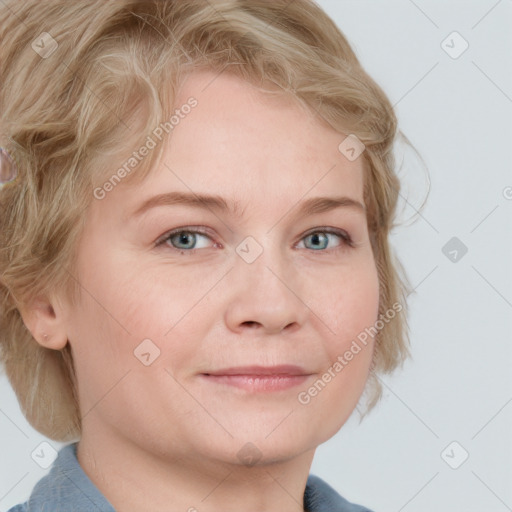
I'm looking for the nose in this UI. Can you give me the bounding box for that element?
[223,241,309,336]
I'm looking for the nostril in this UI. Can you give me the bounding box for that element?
[242,321,259,328]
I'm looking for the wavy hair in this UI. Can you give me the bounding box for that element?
[0,0,420,441]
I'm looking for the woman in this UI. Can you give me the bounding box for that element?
[0,1,414,510]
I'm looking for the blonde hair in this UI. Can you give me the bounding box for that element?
[0,0,419,441]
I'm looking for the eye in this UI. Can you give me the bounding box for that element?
[155,226,355,254]
[156,227,216,252]
[297,228,354,252]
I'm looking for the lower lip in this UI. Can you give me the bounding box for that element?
[200,374,311,392]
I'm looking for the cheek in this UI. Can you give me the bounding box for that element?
[68,263,208,392]
[291,266,380,445]
[316,257,380,351]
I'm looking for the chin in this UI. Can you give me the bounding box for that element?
[223,426,320,465]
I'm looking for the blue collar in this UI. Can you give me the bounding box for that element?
[9,443,372,512]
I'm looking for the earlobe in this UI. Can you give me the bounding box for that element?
[18,295,69,350]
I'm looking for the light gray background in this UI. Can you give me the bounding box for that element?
[1,1,511,511]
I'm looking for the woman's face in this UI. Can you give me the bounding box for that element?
[65,70,380,466]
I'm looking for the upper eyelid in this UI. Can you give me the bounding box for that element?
[157,226,214,242]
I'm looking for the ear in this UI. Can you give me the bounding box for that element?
[18,294,68,350]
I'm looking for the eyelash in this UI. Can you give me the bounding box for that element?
[155,226,356,254]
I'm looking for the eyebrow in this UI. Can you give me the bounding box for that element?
[130,191,366,219]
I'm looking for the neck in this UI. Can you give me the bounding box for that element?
[77,426,315,512]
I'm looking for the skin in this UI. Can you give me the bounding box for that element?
[23,69,380,512]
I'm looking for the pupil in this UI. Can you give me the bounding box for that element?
[309,233,327,250]
[178,232,193,247]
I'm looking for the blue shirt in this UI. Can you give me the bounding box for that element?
[7,443,374,511]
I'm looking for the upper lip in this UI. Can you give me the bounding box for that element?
[202,365,311,376]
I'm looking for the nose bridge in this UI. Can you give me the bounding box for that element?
[235,233,288,292]
[225,233,307,333]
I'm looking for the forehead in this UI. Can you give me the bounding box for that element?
[171,69,350,164]
[92,69,366,223]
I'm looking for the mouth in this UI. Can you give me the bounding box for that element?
[199,365,313,392]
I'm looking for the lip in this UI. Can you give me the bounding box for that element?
[203,365,310,376]
[200,365,313,392]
